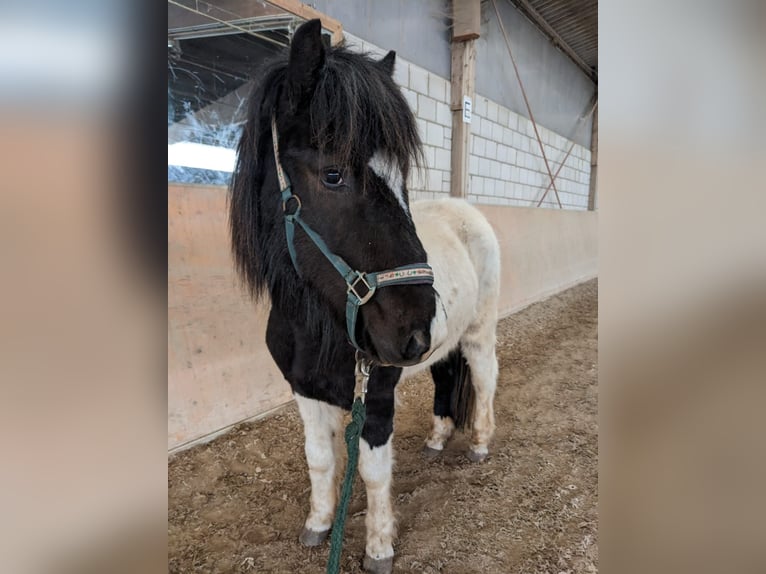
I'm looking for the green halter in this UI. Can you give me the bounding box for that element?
[270,116,435,351]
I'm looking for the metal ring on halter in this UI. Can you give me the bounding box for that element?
[282,194,301,214]
[347,272,376,305]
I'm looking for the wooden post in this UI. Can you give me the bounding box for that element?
[450,41,476,198]
[587,101,598,210]
[450,0,480,198]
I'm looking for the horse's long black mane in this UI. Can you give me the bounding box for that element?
[229,42,423,364]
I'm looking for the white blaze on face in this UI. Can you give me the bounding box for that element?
[368,151,408,215]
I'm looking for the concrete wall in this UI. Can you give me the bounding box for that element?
[345,32,591,209]
[476,0,596,148]
[313,0,595,147]
[468,96,592,209]
[311,0,451,78]
[167,183,597,451]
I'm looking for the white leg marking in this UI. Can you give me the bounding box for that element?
[294,394,343,532]
[368,151,408,216]
[462,334,498,457]
[425,415,455,451]
[461,247,500,457]
[359,436,395,560]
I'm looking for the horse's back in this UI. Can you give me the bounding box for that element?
[411,198,500,298]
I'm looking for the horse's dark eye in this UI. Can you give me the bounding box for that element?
[321,168,344,188]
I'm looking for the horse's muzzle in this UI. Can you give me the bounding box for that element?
[402,330,430,362]
[371,328,431,367]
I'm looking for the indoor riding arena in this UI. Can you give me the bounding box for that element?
[168,1,598,572]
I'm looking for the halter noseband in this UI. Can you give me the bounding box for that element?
[270,115,435,351]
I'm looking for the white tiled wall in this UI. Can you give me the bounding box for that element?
[468,95,591,209]
[401,65,454,200]
[344,33,592,210]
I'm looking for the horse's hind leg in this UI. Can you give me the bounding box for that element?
[423,356,457,456]
[294,392,343,545]
[460,323,498,462]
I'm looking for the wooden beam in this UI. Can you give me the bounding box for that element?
[266,0,344,45]
[453,0,481,42]
[588,102,598,211]
[450,40,477,198]
[450,0,480,198]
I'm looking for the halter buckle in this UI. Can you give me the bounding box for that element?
[348,272,375,305]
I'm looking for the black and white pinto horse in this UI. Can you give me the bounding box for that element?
[230,20,500,573]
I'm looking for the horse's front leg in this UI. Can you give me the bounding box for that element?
[294,392,343,545]
[359,370,399,574]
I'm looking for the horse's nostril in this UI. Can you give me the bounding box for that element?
[403,330,430,361]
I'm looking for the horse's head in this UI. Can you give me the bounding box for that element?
[231,19,436,367]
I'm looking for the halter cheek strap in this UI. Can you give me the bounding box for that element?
[270,115,435,351]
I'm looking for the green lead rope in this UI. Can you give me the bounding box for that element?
[326,397,366,574]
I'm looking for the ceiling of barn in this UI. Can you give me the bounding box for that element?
[509,0,597,82]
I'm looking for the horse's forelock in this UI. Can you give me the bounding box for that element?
[309,46,423,175]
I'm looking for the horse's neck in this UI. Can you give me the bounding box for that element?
[269,278,343,338]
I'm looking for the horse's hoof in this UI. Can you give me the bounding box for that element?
[363,554,393,574]
[466,449,488,463]
[299,527,329,546]
[422,445,443,459]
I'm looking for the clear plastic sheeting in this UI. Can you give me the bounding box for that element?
[167,0,295,184]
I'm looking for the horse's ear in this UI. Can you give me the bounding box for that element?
[286,19,326,109]
[379,50,396,76]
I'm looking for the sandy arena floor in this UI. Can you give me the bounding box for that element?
[169,279,598,573]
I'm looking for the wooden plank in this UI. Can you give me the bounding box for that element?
[453,0,481,42]
[588,102,598,210]
[168,183,293,450]
[266,0,344,45]
[450,40,476,197]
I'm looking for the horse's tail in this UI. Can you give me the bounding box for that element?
[447,348,475,430]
